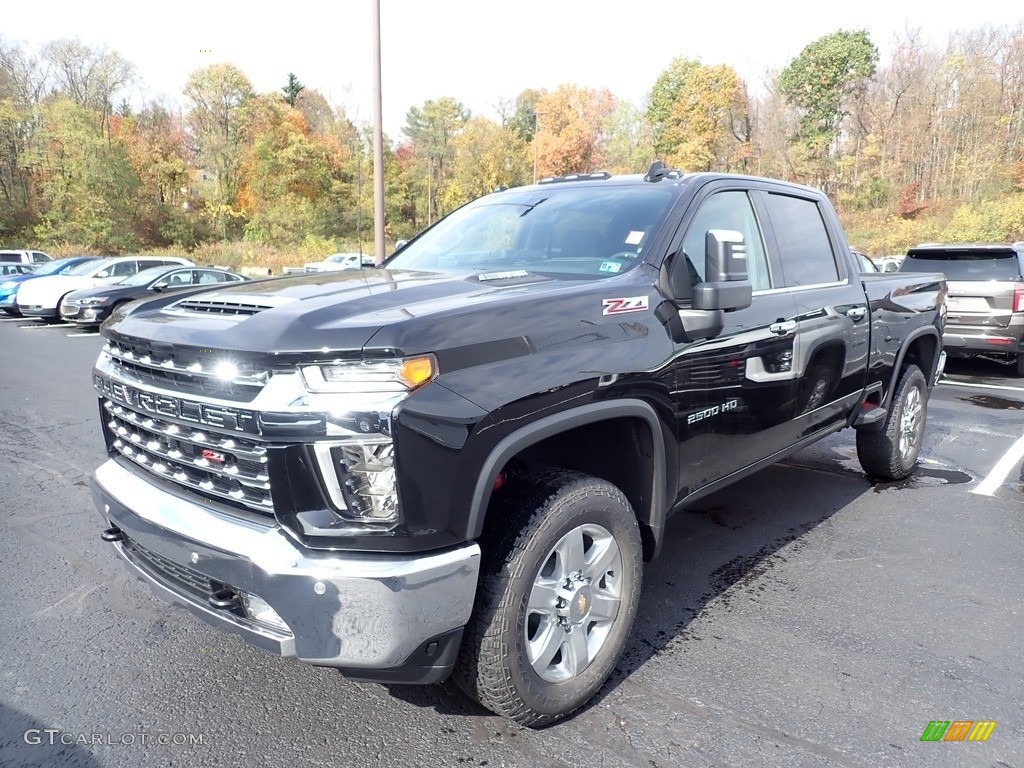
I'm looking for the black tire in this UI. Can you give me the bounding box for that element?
[1014,353,1024,378]
[454,469,643,727]
[857,364,928,480]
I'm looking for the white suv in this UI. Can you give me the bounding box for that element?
[16,256,193,320]
[0,249,52,265]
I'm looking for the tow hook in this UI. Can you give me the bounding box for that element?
[100,526,124,542]
[209,587,242,611]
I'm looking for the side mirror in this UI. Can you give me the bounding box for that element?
[691,229,753,312]
[394,240,409,253]
[151,283,166,292]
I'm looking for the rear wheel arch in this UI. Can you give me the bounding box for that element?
[466,400,671,561]
[887,329,940,405]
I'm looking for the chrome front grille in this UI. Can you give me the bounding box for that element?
[103,341,269,402]
[103,399,273,513]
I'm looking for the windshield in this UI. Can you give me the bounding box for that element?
[68,259,111,276]
[34,259,89,276]
[120,266,175,287]
[901,249,1021,280]
[387,185,676,278]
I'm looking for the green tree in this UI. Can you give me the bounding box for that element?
[506,88,545,142]
[778,29,878,189]
[282,73,304,107]
[43,39,135,136]
[647,57,700,156]
[403,97,468,222]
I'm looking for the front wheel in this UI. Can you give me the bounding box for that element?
[454,470,643,727]
[857,364,928,480]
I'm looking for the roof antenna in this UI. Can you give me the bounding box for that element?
[644,160,673,182]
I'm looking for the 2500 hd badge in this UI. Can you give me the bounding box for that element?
[687,398,740,425]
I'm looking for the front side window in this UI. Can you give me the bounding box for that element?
[387,186,677,279]
[680,190,772,292]
[763,193,839,287]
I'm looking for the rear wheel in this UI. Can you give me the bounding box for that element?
[454,469,643,727]
[857,364,928,480]
[1013,353,1024,378]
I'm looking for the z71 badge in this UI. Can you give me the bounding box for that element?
[602,296,649,315]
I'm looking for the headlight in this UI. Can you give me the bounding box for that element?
[299,356,436,393]
[312,440,398,523]
[78,296,110,306]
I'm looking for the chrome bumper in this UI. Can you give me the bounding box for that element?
[92,459,480,671]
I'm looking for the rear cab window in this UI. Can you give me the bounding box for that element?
[762,193,840,287]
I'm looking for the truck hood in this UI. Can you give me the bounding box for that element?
[103,267,636,357]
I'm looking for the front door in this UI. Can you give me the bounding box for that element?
[667,184,801,500]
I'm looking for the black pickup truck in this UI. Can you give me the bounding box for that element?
[90,166,946,726]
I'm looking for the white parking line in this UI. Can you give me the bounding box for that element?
[972,432,1024,496]
[16,323,55,329]
[939,379,1024,394]
[65,332,99,338]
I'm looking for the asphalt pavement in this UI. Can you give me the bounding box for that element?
[0,317,1021,768]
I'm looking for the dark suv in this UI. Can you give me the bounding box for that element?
[900,242,1024,375]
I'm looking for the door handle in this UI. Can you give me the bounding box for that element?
[769,320,797,335]
[846,306,867,321]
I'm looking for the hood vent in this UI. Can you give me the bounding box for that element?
[168,292,296,317]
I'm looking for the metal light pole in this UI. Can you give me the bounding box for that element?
[372,0,385,265]
[532,111,539,184]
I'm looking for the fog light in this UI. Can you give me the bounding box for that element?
[240,592,290,633]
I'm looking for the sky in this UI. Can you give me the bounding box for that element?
[3,1,1023,139]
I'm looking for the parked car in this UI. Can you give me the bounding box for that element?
[0,264,35,277]
[90,165,946,727]
[852,250,878,272]
[60,266,246,327]
[900,241,1024,375]
[0,257,104,316]
[303,252,368,272]
[16,256,193,321]
[874,255,905,272]
[0,249,51,265]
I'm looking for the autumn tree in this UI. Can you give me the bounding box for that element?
[442,116,531,209]
[648,61,750,172]
[183,63,254,237]
[533,84,618,178]
[28,98,141,250]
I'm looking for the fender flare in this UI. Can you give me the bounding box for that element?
[885,326,942,408]
[465,399,670,551]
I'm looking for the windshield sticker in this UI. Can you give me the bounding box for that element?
[602,296,649,315]
[599,261,622,273]
[625,230,645,245]
[478,269,531,281]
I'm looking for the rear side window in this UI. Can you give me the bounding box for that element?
[764,193,839,286]
[901,249,1021,280]
[0,252,22,263]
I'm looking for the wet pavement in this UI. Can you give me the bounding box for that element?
[1,318,1022,767]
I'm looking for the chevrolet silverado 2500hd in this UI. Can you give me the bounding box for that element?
[91,166,946,726]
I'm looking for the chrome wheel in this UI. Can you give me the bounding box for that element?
[524,523,622,683]
[898,383,924,460]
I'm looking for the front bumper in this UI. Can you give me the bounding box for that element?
[92,459,480,679]
[19,304,58,319]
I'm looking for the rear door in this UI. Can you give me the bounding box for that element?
[900,246,1021,330]
[756,187,871,435]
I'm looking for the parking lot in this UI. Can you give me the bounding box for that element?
[1,316,1022,768]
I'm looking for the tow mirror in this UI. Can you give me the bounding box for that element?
[691,229,752,312]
